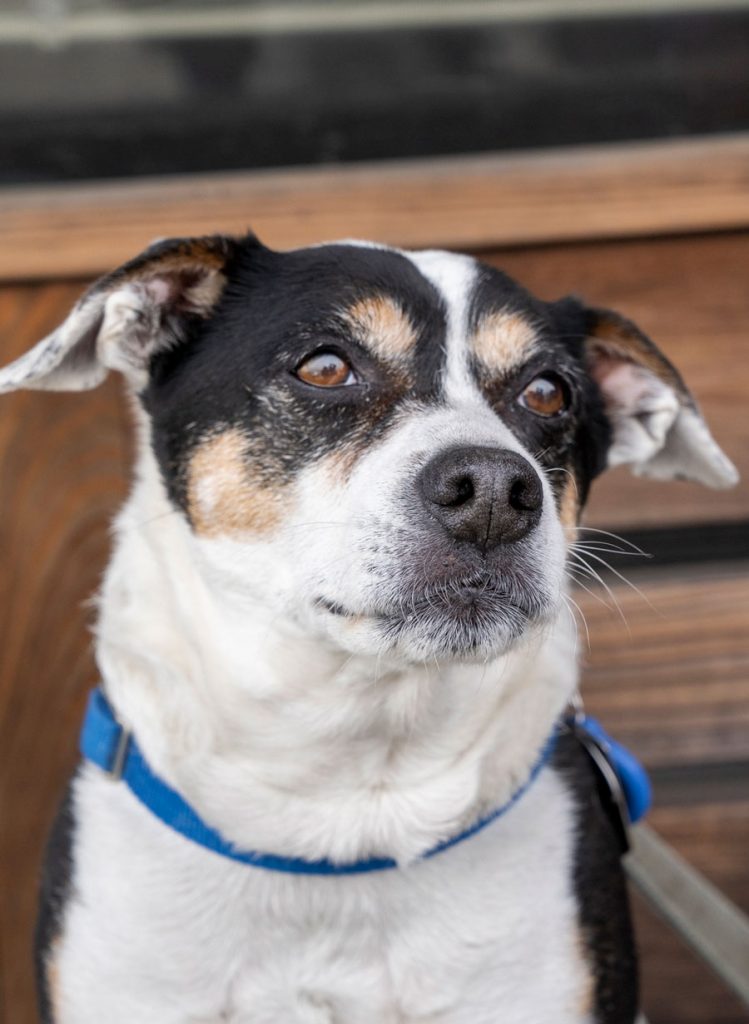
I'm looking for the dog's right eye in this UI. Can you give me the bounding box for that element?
[294,351,357,388]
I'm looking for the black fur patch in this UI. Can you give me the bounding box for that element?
[549,297,613,505]
[35,778,77,1024]
[141,238,448,515]
[468,267,611,513]
[467,262,550,338]
[553,731,639,1024]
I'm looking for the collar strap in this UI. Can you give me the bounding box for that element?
[79,687,560,875]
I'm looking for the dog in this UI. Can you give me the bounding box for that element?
[0,233,737,1024]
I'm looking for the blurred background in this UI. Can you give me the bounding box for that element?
[1,3,748,1022]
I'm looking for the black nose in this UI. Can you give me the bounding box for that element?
[417,446,543,549]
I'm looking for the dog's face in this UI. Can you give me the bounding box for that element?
[142,242,604,663]
[0,234,737,664]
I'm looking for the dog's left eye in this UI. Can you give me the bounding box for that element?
[518,374,569,417]
[295,351,357,388]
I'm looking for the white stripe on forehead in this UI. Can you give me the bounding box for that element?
[310,240,482,402]
[402,248,481,404]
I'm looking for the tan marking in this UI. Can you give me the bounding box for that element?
[321,444,362,485]
[46,938,64,1020]
[129,238,229,275]
[558,474,580,543]
[177,268,226,315]
[187,429,285,537]
[344,295,417,360]
[574,929,596,1019]
[471,310,538,373]
[587,313,684,395]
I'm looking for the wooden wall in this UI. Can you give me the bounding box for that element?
[1,149,748,1023]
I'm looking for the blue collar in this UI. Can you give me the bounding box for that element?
[79,686,649,874]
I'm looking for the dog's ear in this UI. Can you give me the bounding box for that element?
[554,299,738,489]
[0,234,240,394]
[585,306,738,488]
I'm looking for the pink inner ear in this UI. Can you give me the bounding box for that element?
[587,348,618,386]
[589,348,661,414]
[140,266,225,318]
[144,276,175,307]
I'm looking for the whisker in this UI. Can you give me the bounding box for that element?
[575,526,651,556]
[281,520,354,533]
[131,507,184,530]
[567,551,630,630]
[566,567,620,615]
[562,592,590,652]
[573,542,652,559]
[572,548,658,616]
[545,466,578,491]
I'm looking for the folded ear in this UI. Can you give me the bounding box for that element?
[0,234,239,394]
[581,305,738,489]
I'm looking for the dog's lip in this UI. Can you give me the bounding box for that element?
[315,597,352,617]
[399,578,524,617]
[314,576,534,621]
[314,595,388,619]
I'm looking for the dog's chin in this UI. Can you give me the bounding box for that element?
[379,589,550,662]
[315,579,555,663]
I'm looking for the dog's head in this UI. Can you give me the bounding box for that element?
[1,234,737,663]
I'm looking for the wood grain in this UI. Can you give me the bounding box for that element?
[577,565,749,768]
[2,133,749,281]
[0,283,131,1024]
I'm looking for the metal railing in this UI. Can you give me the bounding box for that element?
[626,824,749,1009]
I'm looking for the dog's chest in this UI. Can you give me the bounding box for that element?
[55,766,592,1024]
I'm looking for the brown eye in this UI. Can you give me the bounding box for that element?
[519,375,568,417]
[295,351,356,388]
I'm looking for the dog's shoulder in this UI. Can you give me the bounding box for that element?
[553,730,639,1024]
[35,773,78,1024]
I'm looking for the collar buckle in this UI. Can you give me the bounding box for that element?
[108,726,132,780]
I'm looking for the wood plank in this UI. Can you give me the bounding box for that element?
[578,565,749,768]
[1,133,749,281]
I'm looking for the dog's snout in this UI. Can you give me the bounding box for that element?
[417,446,543,549]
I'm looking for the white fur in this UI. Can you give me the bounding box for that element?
[404,248,480,406]
[58,748,590,1023]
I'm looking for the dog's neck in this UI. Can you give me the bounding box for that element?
[94,441,579,865]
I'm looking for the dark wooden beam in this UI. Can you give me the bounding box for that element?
[1,134,749,281]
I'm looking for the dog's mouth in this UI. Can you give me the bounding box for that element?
[315,570,552,658]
